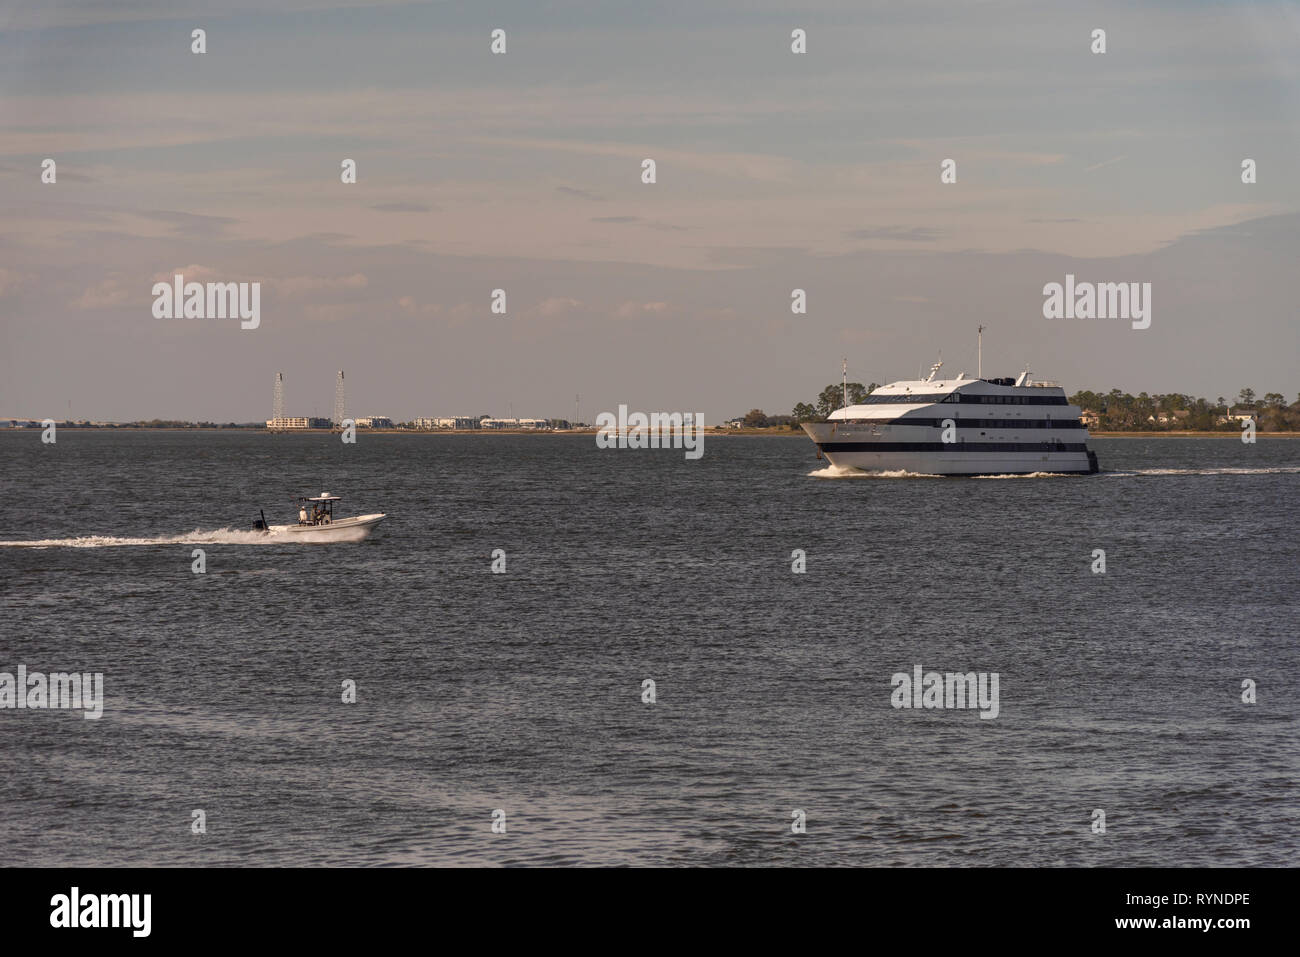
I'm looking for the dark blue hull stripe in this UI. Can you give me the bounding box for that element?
[818,442,1090,453]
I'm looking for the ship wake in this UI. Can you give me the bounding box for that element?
[808,465,945,479]
[1103,466,1300,477]
[0,528,316,548]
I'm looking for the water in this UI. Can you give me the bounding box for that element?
[1,431,1297,866]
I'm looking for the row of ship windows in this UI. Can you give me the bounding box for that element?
[854,393,1070,406]
[839,418,1085,429]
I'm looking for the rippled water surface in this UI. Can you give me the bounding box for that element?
[1,431,1297,866]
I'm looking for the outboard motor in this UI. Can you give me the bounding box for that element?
[1087,450,1100,474]
[253,509,268,531]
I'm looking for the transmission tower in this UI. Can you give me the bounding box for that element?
[271,372,285,431]
[333,370,346,430]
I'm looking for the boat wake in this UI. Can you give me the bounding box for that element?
[0,528,319,549]
[808,465,945,479]
[809,465,1299,480]
[973,471,1075,479]
[1102,466,1300,477]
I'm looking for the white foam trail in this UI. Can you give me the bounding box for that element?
[1102,466,1300,477]
[972,471,1072,479]
[808,465,944,479]
[0,527,317,548]
[809,465,1300,480]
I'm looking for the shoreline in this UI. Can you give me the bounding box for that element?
[13,428,1300,438]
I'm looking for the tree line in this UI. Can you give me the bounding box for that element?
[739,382,878,429]
[735,385,1300,431]
[1067,389,1300,431]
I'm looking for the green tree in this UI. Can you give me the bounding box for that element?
[791,402,819,423]
[815,385,841,419]
[815,382,869,418]
[1238,388,1256,406]
[743,408,769,427]
[846,382,871,405]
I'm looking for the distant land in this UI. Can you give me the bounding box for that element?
[3,386,1297,435]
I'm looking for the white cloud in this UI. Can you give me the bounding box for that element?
[397,295,442,317]
[274,274,368,298]
[152,264,222,284]
[534,297,584,317]
[613,300,672,319]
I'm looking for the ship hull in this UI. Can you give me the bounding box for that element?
[803,424,1096,475]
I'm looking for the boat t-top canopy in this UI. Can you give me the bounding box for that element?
[303,492,341,501]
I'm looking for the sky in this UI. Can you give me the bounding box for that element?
[1,0,1298,422]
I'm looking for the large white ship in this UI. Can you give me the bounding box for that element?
[802,362,1100,476]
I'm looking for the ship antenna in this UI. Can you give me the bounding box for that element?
[978,325,984,379]
[842,357,849,412]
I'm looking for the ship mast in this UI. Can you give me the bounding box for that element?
[842,357,849,412]
[978,325,984,379]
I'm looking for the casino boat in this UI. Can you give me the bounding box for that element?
[253,493,386,542]
[802,362,1099,476]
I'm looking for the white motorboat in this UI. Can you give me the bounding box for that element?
[255,493,386,542]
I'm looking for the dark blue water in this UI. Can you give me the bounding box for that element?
[1,432,1297,865]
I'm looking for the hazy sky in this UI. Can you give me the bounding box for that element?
[2,0,1298,421]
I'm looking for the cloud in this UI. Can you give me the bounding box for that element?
[1084,155,1127,173]
[592,215,685,232]
[397,297,477,327]
[370,202,432,213]
[397,295,441,316]
[0,267,33,298]
[613,300,671,319]
[557,186,603,201]
[477,136,801,183]
[533,297,585,317]
[71,274,132,309]
[134,210,236,237]
[296,232,354,244]
[301,302,361,322]
[848,226,941,242]
[700,306,739,322]
[274,273,369,298]
[152,264,223,284]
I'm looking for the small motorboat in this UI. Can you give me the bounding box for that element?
[254,493,386,542]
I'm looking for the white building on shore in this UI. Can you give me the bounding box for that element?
[480,417,549,430]
[412,416,482,430]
